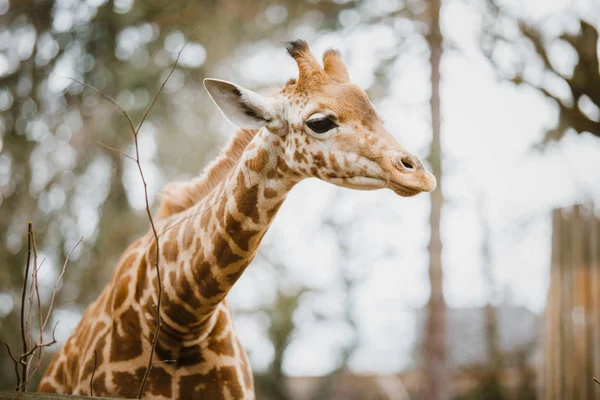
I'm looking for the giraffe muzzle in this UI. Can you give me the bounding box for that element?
[388,153,437,196]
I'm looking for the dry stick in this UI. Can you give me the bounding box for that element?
[19,322,59,361]
[3,341,20,390]
[151,359,176,365]
[69,31,198,398]
[42,237,83,331]
[30,229,44,376]
[21,236,79,388]
[23,258,45,366]
[19,322,59,389]
[19,222,33,391]
[96,140,136,162]
[21,236,80,388]
[158,193,227,238]
[90,350,98,397]
[136,37,195,400]
[3,225,80,391]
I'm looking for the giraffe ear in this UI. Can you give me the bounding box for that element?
[204,79,277,130]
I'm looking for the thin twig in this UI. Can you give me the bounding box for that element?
[152,359,176,365]
[3,341,20,390]
[19,222,33,391]
[96,141,137,162]
[136,35,193,400]
[42,237,83,331]
[71,76,163,399]
[19,322,59,389]
[158,193,227,238]
[19,322,59,362]
[68,27,200,398]
[66,78,138,137]
[90,350,98,397]
[31,229,44,372]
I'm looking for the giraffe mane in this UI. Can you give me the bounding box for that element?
[156,128,259,218]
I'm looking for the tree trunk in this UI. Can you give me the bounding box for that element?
[423,0,449,399]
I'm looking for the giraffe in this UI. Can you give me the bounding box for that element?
[38,40,436,399]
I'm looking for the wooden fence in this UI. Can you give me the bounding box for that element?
[540,203,600,399]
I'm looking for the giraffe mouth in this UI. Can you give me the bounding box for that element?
[329,176,422,197]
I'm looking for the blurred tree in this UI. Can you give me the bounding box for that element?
[423,0,449,399]
[255,285,304,400]
[357,0,452,396]
[237,247,301,400]
[475,194,506,400]
[481,2,600,142]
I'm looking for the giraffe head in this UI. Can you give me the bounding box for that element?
[204,40,436,197]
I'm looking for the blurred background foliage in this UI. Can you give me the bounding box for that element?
[1,0,600,399]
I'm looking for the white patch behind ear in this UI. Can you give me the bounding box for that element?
[204,79,277,130]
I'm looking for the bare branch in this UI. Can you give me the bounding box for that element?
[135,25,200,137]
[518,21,563,79]
[136,27,200,398]
[19,322,59,389]
[42,237,83,331]
[2,341,21,390]
[152,359,176,365]
[19,222,33,391]
[31,230,44,370]
[19,322,59,362]
[158,193,227,238]
[96,141,137,162]
[66,27,201,399]
[65,77,137,137]
[12,224,80,390]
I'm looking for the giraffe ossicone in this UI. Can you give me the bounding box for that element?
[39,40,435,399]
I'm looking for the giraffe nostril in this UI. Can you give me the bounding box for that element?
[395,154,421,171]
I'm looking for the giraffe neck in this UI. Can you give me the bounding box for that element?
[154,128,297,343]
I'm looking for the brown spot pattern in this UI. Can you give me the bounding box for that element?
[164,299,199,326]
[162,236,179,263]
[113,275,131,310]
[176,348,205,366]
[91,372,108,396]
[264,188,278,199]
[224,212,258,252]
[313,151,327,168]
[178,273,201,309]
[110,307,142,362]
[293,149,308,163]
[112,368,144,398]
[212,234,245,269]
[111,365,173,398]
[193,261,222,299]
[38,381,59,393]
[245,148,270,172]
[178,366,243,400]
[235,174,260,224]
[134,257,147,302]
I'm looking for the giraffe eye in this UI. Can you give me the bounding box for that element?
[306,116,338,134]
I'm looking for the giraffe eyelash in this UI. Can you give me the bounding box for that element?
[305,113,338,136]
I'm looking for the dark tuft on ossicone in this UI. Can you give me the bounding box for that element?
[231,86,243,97]
[285,40,309,58]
